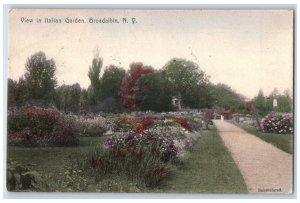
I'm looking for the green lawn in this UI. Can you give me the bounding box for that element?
[146,129,247,193]
[7,129,247,193]
[7,137,107,192]
[233,123,293,154]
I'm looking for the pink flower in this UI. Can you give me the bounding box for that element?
[105,138,113,147]
[184,139,192,147]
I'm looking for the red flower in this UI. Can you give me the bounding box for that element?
[164,116,191,131]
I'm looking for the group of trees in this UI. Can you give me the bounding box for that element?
[209,83,246,113]
[8,52,57,107]
[253,88,292,117]
[8,51,250,113]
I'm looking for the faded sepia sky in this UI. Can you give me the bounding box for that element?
[9,9,293,99]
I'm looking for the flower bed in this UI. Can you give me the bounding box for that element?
[77,115,116,137]
[260,112,293,134]
[163,116,191,131]
[84,113,203,187]
[8,106,80,146]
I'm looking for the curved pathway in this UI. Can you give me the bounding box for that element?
[213,120,292,194]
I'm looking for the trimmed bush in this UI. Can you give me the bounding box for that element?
[8,106,80,146]
[260,112,293,134]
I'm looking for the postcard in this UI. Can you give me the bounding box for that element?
[7,8,294,194]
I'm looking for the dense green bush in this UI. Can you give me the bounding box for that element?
[8,106,80,147]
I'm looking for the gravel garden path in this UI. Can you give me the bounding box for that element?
[213,120,293,194]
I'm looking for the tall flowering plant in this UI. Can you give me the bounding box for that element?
[103,130,178,162]
[260,112,293,134]
[89,130,177,186]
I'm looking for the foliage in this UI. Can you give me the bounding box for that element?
[210,83,245,112]
[119,63,154,110]
[253,89,268,116]
[8,77,29,106]
[7,160,40,191]
[88,55,103,105]
[80,128,106,137]
[80,88,90,109]
[105,131,178,163]
[113,116,155,133]
[7,79,16,106]
[113,116,136,131]
[79,113,202,188]
[87,97,124,114]
[253,88,292,117]
[163,116,191,132]
[54,83,81,113]
[134,117,155,134]
[8,106,80,146]
[24,52,57,102]
[100,65,126,100]
[78,114,115,137]
[186,116,204,132]
[162,58,211,108]
[8,131,247,193]
[138,71,175,112]
[84,130,177,187]
[260,112,293,134]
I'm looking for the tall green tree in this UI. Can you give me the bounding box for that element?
[252,88,292,116]
[24,51,57,102]
[88,54,103,105]
[267,88,292,113]
[162,58,210,108]
[80,88,89,109]
[138,71,174,112]
[7,79,16,106]
[253,89,267,116]
[210,83,245,112]
[100,65,125,100]
[55,83,81,113]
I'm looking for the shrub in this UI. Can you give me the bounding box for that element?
[260,112,293,134]
[8,106,80,146]
[7,160,40,191]
[80,128,106,137]
[78,115,112,137]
